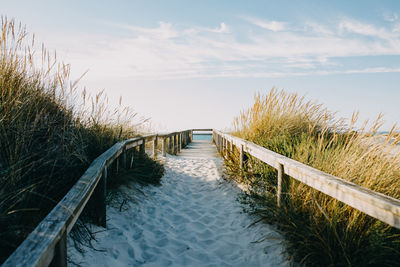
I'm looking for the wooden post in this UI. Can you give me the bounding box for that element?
[225,140,229,158]
[177,134,180,153]
[122,147,127,169]
[153,137,157,159]
[140,138,145,155]
[185,131,188,146]
[174,135,176,154]
[91,166,107,227]
[179,133,182,152]
[172,134,175,154]
[225,139,228,158]
[240,144,244,169]
[189,130,193,142]
[172,134,175,155]
[222,138,225,157]
[49,231,67,267]
[277,163,285,207]
[162,137,167,156]
[116,158,119,174]
[170,135,173,155]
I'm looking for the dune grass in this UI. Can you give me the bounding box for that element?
[226,89,400,266]
[0,18,163,263]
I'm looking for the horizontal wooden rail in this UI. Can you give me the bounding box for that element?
[213,130,400,230]
[192,128,213,132]
[2,130,195,267]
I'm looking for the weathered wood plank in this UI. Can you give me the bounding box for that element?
[191,128,213,131]
[239,144,244,169]
[282,157,400,227]
[2,133,161,266]
[153,137,158,159]
[49,230,66,267]
[214,130,400,229]
[277,163,285,207]
[162,137,167,157]
[2,130,200,266]
[168,136,173,154]
[139,138,145,154]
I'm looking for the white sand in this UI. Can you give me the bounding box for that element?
[68,140,289,266]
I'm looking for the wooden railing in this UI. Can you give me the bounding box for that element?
[9,128,399,266]
[213,130,400,230]
[2,130,193,267]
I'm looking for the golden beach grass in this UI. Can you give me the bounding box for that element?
[228,89,400,266]
[0,17,162,263]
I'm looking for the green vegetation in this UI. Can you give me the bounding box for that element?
[226,89,400,266]
[0,18,163,263]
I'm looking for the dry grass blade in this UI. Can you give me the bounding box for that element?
[228,88,400,266]
[0,17,154,264]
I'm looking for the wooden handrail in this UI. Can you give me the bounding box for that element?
[10,127,397,266]
[2,130,194,267]
[213,130,400,230]
[191,128,213,131]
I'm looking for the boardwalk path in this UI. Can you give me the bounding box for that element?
[69,139,288,266]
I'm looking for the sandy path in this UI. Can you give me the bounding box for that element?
[69,140,288,266]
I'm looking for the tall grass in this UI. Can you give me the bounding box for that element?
[228,89,400,266]
[0,18,154,263]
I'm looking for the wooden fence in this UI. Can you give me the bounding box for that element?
[2,130,192,267]
[213,130,400,230]
[7,128,399,266]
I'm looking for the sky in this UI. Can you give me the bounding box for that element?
[1,0,400,131]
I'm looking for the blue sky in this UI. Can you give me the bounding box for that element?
[2,0,400,131]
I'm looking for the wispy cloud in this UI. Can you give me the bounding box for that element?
[41,16,400,81]
[242,16,287,32]
[338,18,399,40]
[393,23,400,33]
[212,22,230,33]
[304,21,334,35]
[384,12,398,22]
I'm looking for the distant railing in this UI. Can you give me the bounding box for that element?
[213,130,400,230]
[191,129,213,136]
[2,130,194,267]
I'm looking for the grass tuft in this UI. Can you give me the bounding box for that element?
[0,17,158,263]
[227,88,400,266]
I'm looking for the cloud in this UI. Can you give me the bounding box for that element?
[338,18,398,40]
[108,21,178,39]
[393,23,400,32]
[38,17,400,81]
[243,16,287,32]
[212,22,230,33]
[384,12,398,22]
[304,21,334,35]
